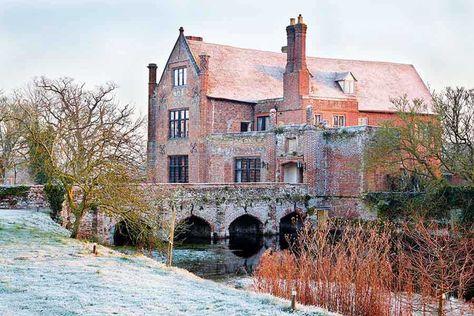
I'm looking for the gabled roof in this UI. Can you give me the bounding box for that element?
[334,72,357,82]
[186,39,432,113]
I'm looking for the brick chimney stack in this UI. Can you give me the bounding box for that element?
[146,63,158,182]
[294,14,308,71]
[283,15,310,113]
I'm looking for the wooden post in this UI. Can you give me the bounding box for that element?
[291,288,297,310]
[166,205,176,267]
[92,243,98,255]
[317,209,328,227]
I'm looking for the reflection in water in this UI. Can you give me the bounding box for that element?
[173,233,294,281]
[228,235,264,258]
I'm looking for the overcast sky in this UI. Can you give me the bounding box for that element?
[1,0,473,115]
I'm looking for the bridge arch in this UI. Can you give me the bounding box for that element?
[113,221,136,246]
[177,215,212,242]
[279,211,304,235]
[229,214,264,237]
[279,211,305,248]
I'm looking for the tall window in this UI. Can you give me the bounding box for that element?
[235,157,261,183]
[257,116,270,131]
[169,109,189,138]
[173,67,187,86]
[169,155,188,183]
[333,115,346,128]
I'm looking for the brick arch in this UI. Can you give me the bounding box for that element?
[177,215,214,240]
[175,206,217,232]
[277,205,305,223]
[225,207,265,231]
[228,213,264,237]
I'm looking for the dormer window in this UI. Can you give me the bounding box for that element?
[340,80,354,94]
[335,72,356,94]
[173,67,187,86]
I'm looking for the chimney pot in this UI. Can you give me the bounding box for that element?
[290,18,295,25]
[297,14,303,24]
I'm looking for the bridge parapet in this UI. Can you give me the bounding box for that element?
[143,182,313,239]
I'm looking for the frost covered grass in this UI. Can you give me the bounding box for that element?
[0,210,336,316]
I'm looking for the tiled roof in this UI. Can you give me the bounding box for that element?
[186,39,432,113]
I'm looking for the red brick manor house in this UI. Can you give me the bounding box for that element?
[146,15,431,216]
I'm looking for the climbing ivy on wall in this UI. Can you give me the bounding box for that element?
[44,181,65,221]
[0,186,30,198]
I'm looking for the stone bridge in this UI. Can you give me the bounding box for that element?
[150,183,315,241]
[0,184,327,245]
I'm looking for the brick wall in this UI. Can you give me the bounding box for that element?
[209,98,254,133]
[0,185,49,210]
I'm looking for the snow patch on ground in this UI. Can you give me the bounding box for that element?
[0,210,337,316]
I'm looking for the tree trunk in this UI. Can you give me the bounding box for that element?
[438,294,444,316]
[65,186,83,239]
[70,211,83,238]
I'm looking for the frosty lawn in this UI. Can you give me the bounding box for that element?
[0,210,335,316]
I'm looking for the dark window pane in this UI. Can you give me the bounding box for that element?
[257,116,269,131]
[169,155,189,183]
[234,157,261,183]
[169,109,189,139]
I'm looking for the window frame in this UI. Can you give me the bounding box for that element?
[314,113,323,125]
[256,116,270,131]
[173,67,187,87]
[234,157,261,183]
[168,155,189,183]
[344,80,354,94]
[240,121,251,132]
[169,108,189,139]
[333,115,346,128]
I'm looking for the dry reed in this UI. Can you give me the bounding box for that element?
[253,220,474,316]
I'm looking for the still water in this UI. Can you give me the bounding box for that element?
[159,235,289,281]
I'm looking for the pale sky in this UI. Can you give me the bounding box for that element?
[1,0,473,115]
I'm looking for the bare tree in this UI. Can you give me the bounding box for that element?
[16,77,159,241]
[0,93,27,184]
[366,88,474,186]
[433,87,474,184]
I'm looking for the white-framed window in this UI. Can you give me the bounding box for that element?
[314,114,323,125]
[358,117,369,126]
[333,115,346,128]
[256,116,270,131]
[169,109,189,138]
[173,67,187,86]
[338,80,354,94]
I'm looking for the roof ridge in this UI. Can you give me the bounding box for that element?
[187,39,414,67]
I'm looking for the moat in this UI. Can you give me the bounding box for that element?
[167,234,291,281]
[113,210,303,280]
[114,234,294,281]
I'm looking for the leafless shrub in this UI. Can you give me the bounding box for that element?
[254,220,474,316]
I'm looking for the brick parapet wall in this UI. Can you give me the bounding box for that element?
[0,185,49,210]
